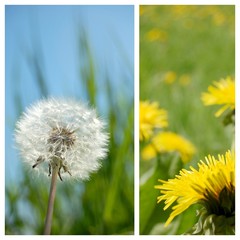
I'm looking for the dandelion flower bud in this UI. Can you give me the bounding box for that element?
[15,98,109,181]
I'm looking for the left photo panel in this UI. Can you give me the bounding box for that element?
[5,5,134,235]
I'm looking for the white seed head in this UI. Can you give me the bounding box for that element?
[15,98,109,181]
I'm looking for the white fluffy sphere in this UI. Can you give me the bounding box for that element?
[15,98,108,181]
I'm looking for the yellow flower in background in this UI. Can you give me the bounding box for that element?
[139,6,145,16]
[150,131,196,163]
[146,28,168,42]
[179,74,191,86]
[163,71,177,84]
[171,5,192,17]
[155,150,235,227]
[212,12,226,26]
[201,77,235,117]
[140,101,168,141]
[141,144,157,161]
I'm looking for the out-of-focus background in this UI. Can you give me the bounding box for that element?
[140,5,234,234]
[5,5,134,234]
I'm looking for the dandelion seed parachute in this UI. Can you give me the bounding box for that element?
[15,98,109,181]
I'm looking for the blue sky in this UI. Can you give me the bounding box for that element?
[5,5,134,183]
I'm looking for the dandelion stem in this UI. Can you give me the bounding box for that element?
[43,164,59,235]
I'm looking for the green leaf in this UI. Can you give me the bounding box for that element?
[140,158,169,234]
[150,221,180,235]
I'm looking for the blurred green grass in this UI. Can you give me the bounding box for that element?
[140,5,234,234]
[5,29,134,234]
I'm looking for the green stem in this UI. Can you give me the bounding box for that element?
[43,165,59,235]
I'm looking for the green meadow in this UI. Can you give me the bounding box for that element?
[140,5,235,234]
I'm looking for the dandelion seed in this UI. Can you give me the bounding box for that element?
[15,98,109,181]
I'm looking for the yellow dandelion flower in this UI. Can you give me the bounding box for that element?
[151,131,196,163]
[140,101,168,141]
[212,12,226,26]
[201,77,235,117]
[179,74,191,86]
[155,150,235,227]
[141,144,157,161]
[163,71,177,84]
[146,28,168,42]
[139,6,145,16]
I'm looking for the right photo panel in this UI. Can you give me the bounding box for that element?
[140,5,235,235]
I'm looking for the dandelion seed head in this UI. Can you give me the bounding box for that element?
[15,98,109,181]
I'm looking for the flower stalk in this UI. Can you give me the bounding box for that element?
[43,163,60,235]
[15,98,109,234]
